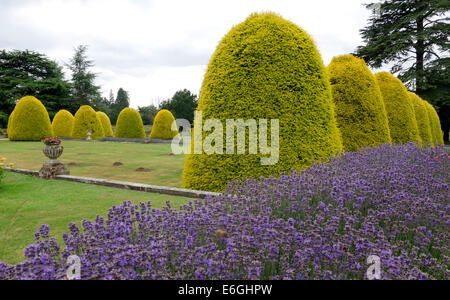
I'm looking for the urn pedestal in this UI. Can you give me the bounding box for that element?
[39,145,70,179]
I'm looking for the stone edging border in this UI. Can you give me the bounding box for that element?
[3,167,221,199]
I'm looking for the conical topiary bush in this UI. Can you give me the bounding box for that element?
[96,111,114,137]
[374,72,420,144]
[182,12,343,192]
[149,109,178,140]
[423,100,444,145]
[52,109,74,137]
[327,55,391,151]
[7,96,54,141]
[114,108,146,139]
[408,92,433,144]
[71,105,104,140]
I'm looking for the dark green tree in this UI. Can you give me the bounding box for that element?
[420,59,449,143]
[355,0,449,142]
[0,49,72,124]
[138,104,158,125]
[67,45,102,111]
[110,88,130,124]
[159,89,198,124]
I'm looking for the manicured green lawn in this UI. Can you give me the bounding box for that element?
[0,139,185,187]
[0,172,193,265]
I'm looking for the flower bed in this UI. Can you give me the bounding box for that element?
[0,143,448,280]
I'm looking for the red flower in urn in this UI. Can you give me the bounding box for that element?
[41,136,62,146]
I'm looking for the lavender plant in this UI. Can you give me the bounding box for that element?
[0,143,448,280]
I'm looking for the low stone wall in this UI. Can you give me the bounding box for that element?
[3,167,220,199]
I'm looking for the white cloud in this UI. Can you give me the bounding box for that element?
[1,0,375,108]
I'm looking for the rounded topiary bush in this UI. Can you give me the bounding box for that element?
[71,105,104,140]
[96,111,114,137]
[327,55,391,151]
[423,100,444,145]
[374,72,420,144]
[52,110,74,137]
[408,92,433,144]
[7,96,54,141]
[182,12,343,192]
[149,109,178,140]
[114,108,146,139]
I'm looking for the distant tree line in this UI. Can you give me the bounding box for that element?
[0,46,197,127]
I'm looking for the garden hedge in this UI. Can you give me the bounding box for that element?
[149,109,178,140]
[7,96,54,141]
[423,100,444,145]
[71,105,104,140]
[408,92,433,144]
[327,55,391,151]
[52,110,74,137]
[114,108,146,139]
[374,72,420,144]
[96,111,114,137]
[182,12,343,192]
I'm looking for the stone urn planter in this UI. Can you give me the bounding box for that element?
[43,145,64,160]
[39,137,69,178]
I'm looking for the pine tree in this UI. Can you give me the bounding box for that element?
[67,45,102,111]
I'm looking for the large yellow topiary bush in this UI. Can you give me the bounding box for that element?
[374,72,420,144]
[71,105,104,140]
[52,109,74,137]
[408,92,433,144]
[7,96,54,141]
[96,111,114,137]
[327,55,391,152]
[423,100,444,145]
[114,108,146,139]
[182,12,343,192]
[149,109,178,140]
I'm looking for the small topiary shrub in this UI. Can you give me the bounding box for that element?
[408,92,433,144]
[96,111,114,137]
[327,55,391,151]
[374,72,420,144]
[182,12,343,192]
[114,108,146,139]
[71,105,104,140]
[149,109,178,140]
[52,110,74,137]
[7,96,54,141]
[423,100,444,145]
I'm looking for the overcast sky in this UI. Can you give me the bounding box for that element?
[1,0,385,108]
